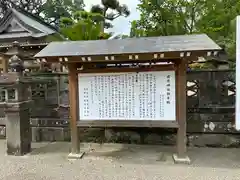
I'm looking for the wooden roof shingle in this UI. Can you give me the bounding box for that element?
[35,34,221,59]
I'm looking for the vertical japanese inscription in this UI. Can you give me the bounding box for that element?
[166,75,171,104]
[79,71,176,121]
[83,88,89,117]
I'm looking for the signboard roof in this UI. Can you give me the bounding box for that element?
[35,34,221,59]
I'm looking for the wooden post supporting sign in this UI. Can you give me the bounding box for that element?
[173,60,190,164]
[67,64,84,159]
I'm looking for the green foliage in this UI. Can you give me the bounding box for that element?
[45,34,66,42]
[90,0,130,30]
[60,11,110,41]
[132,0,204,36]
[130,20,146,37]
[131,0,240,64]
[0,0,84,28]
[121,34,129,39]
[40,0,84,26]
[42,0,130,39]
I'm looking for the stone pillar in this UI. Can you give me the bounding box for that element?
[5,101,31,155]
[2,41,32,156]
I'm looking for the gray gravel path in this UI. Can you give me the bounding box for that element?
[0,141,240,180]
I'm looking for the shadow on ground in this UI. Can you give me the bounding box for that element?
[26,141,240,169]
[1,140,240,169]
[30,142,70,155]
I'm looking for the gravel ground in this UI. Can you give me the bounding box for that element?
[0,141,240,180]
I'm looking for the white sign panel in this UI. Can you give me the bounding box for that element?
[78,71,176,121]
[236,16,240,130]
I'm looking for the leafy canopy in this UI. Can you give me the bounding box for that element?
[131,0,240,62]
[60,11,111,40]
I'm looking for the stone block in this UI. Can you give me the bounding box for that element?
[105,129,117,142]
[188,134,240,148]
[80,128,104,143]
[68,152,85,160]
[144,133,176,145]
[31,127,41,142]
[39,127,70,141]
[104,129,141,143]
[172,154,191,165]
[5,109,31,156]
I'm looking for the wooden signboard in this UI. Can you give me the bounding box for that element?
[34,34,221,162]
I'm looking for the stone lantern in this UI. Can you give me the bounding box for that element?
[0,42,32,156]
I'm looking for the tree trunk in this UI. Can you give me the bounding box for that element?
[101,7,108,33]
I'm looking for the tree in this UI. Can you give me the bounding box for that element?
[195,0,240,62]
[60,11,111,41]
[131,0,240,63]
[90,0,130,31]
[0,0,84,29]
[0,0,43,18]
[40,0,85,27]
[0,0,9,18]
[131,0,207,37]
[130,20,146,37]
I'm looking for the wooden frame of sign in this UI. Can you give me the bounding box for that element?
[34,34,221,163]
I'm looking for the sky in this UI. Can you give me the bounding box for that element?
[85,0,140,35]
